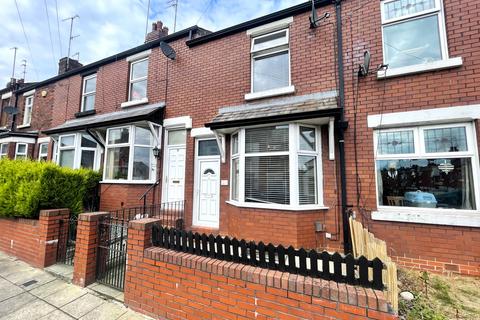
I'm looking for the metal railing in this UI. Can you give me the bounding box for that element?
[110,201,185,229]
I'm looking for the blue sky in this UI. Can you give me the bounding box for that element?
[0,0,306,85]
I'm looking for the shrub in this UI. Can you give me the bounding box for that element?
[0,159,101,218]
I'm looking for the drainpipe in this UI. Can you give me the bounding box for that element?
[335,0,352,254]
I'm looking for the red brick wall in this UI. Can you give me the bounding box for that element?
[124,219,397,320]
[339,0,480,275]
[0,209,70,268]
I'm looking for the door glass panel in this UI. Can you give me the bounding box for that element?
[168,130,186,145]
[198,140,219,156]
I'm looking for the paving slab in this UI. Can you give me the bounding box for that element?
[61,293,105,318]
[79,301,129,320]
[29,279,70,298]
[2,299,56,320]
[87,283,124,302]
[0,278,24,302]
[38,310,75,320]
[44,265,74,282]
[43,284,87,308]
[0,292,37,317]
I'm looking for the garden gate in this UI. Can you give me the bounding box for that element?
[56,215,78,265]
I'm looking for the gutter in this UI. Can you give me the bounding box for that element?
[335,0,352,254]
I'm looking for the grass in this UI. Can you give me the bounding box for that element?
[398,269,480,320]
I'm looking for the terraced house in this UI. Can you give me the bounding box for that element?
[1,0,478,277]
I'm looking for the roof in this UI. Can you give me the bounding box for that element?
[187,0,331,47]
[43,102,165,135]
[16,26,209,94]
[0,130,39,138]
[206,91,340,129]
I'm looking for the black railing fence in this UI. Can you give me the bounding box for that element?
[110,201,185,229]
[152,226,384,290]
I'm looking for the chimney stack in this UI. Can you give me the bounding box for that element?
[58,57,83,75]
[145,21,169,43]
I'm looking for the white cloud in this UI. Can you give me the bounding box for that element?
[0,0,305,85]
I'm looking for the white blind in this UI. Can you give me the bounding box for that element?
[245,125,289,153]
[245,155,290,205]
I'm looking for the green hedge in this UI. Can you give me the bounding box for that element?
[0,159,102,218]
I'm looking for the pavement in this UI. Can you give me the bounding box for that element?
[0,252,151,320]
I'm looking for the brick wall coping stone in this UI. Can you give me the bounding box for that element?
[143,246,392,314]
[78,212,109,222]
[129,218,160,230]
[39,208,70,217]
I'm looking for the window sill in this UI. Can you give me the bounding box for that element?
[244,85,295,101]
[226,200,329,211]
[17,124,31,129]
[377,57,463,79]
[120,98,149,108]
[75,110,96,118]
[371,207,480,228]
[100,180,156,185]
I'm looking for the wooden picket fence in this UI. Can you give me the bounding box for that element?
[349,217,398,311]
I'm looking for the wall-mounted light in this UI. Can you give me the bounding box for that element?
[152,146,161,159]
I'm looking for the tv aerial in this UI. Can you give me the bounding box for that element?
[309,0,330,29]
[358,50,371,77]
[160,41,176,60]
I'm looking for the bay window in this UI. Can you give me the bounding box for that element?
[104,124,156,182]
[381,0,448,69]
[57,133,100,170]
[375,123,479,211]
[0,143,8,158]
[230,123,323,209]
[38,143,49,161]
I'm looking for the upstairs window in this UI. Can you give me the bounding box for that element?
[23,95,34,126]
[381,0,447,69]
[81,74,96,112]
[251,29,290,93]
[128,58,148,101]
[1,98,10,127]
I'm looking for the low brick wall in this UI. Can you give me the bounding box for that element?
[0,209,70,268]
[125,218,398,320]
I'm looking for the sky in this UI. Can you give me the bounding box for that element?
[0,0,306,86]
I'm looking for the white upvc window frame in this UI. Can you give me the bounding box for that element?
[228,122,326,211]
[378,0,463,78]
[103,124,156,184]
[22,95,34,127]
[230,133,240,201]
[15,143,28,159]
[247,28,293,100]
[128,57,149,102]
[0,143,8,158]
[80,74,97,112]
[38,142,49,161]
[57,133,101,170]
[372,122,480,227]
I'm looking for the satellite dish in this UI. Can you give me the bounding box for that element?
[309,0,330,28]
[160,41,176,60]
[359,50,371,77]
[3,106,18,115]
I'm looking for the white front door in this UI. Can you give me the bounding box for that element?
[194,139,220,228]
[165,146,186,202]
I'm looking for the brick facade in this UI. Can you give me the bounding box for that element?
[0,209,70,268]
[124,218,397,320]
[1,0,479,275]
